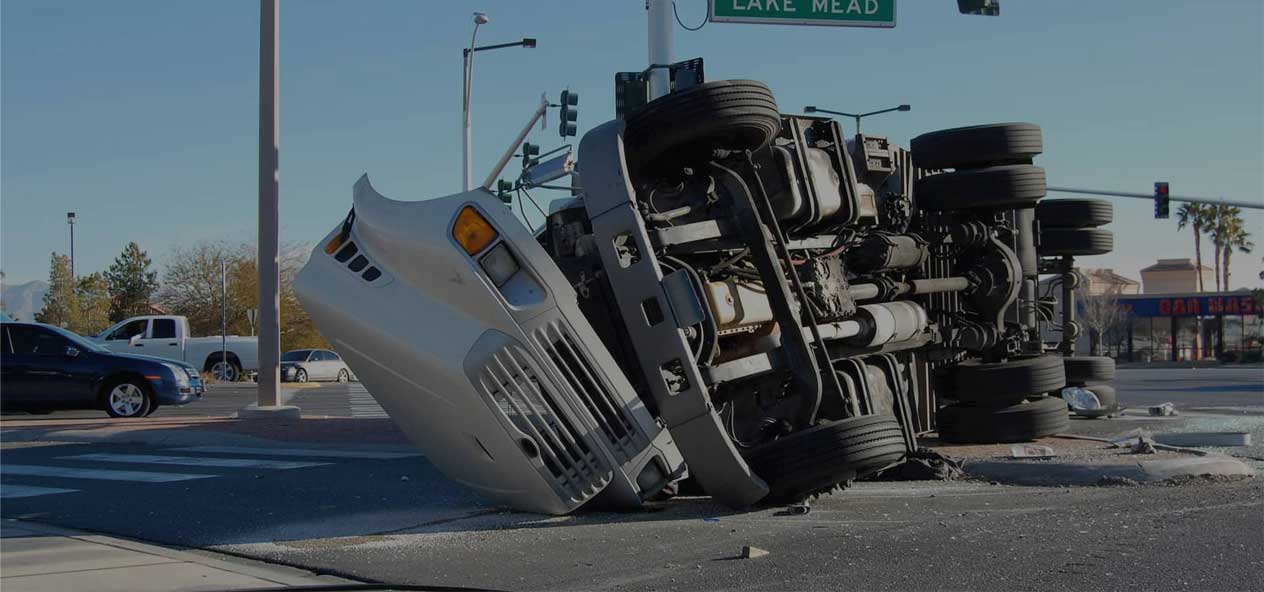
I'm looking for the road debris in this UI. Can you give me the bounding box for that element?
[1148,402,1178,416]
[869,448,964,481]
[1152,432,1251,447]
[1061,386,1101,411]
[741,545,770,559]
[1010,444,1056,458]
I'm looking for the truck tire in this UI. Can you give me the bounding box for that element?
[207,357,241,382]
[1036,199,1113,229]
[1071,384,1118,419]
[1039,228,1113,256]
[911,123,1043,170]
[914,165,1046,211]
[746,414,906,504]
[1063,356,1116,384]
[949,354,1067,404]
[937,396,1069,444]
[623,80,780,175]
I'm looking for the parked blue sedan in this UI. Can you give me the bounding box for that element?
[1,322,203,418]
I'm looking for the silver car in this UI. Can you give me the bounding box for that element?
[281,349,353,383]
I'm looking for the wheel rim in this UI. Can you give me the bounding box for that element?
[212,362,236,381]
[109,384,144,417]
[337,370,348,382]
[296,369,306,383]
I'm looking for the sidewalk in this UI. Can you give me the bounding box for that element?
[1,520,351,592]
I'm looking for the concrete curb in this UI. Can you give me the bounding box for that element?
[3,519,354,588]
[0,426,421,453]
[963,453,1255,486]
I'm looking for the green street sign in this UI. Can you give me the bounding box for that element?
[709,0,896,28]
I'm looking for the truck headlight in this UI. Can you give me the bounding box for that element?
[480,243,520,287]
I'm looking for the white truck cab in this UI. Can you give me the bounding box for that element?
[95,315,259,381]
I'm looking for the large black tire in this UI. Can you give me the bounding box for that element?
[949,354,1067,404]
[1063,356,1116,384]
[1037,199,1113,229]
[1071,384,1118,419]
[937,396,1069,444]
[624,80,780,175]
[1040,228,1113,256]
[911,123,1043,170]
[915,165,1046,211]
[746,414,906,503]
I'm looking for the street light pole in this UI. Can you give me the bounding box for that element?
[462,12,487,192]
[802,104,911,135]
[460,14,536,192]
[66,212,76,279]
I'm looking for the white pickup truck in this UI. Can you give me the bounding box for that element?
[93,315,259,381]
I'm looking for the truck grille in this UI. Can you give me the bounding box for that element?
[477,343,608,502]
[531,321,647,463]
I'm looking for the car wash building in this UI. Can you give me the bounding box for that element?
[1102,259,1262,362]
[1042,259,1264,362]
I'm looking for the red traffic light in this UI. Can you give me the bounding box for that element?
[1155,182,1169,197]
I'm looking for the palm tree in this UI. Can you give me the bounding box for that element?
[1207,205,1235,292]
[1176,203,1210,292]
[1219,212,1254,290]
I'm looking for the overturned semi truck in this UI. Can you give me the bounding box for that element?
[294,79,1116,515]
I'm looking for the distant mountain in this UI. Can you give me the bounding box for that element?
[1,280,48,322]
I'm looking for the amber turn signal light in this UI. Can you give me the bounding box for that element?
[324,233,345,255]
[453,206,498,255]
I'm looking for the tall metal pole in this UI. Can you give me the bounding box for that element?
[1047,186,1263,211]
[221,259,228,379]
[647,0,673,100]
[462,16,484,192]
[257,0,281,407]
[68,217,75,279]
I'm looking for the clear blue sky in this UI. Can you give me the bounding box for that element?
[3,1,1261,288]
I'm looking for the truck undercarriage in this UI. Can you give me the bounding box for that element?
[295,78,1117,514]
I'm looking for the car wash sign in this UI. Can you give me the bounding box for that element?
[1120,293,1261,318]
[710,0,896,28]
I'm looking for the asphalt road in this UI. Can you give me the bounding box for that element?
[2,366,1261,591]
[1,381,386,420]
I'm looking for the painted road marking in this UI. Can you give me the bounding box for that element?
[0,484,79,499]
[169,446,420,459]
[1,465,215,483]
[59,453,330,470]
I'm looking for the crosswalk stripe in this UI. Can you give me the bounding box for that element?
[1,484,79,499]
[169,446,420,459]
[59,453,331,470]
[1,465,215,483]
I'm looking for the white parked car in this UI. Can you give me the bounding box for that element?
[281,348,354,383]
[94,315,259,381]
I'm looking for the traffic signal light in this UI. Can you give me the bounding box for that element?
[1154,182,1170,219]
[521,142,540,169]
[558,90,578,138]
[496,179,514,204]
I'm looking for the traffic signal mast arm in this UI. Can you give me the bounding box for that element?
[1047,186,1263,211]
[481,94,551,191]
